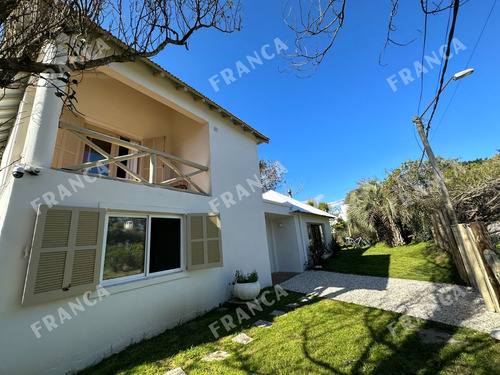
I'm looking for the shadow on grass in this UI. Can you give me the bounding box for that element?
[412,242,465,285]
[78,282,499,374]
[77,287,304,375]
[297,299,499,375]
[323,242,465,285]
[323,246,390,279]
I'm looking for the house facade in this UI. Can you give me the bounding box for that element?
[0,55,272,374]
[263,191,335,273]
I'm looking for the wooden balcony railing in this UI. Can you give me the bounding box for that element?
[59,121,209,195]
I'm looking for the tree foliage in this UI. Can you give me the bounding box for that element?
[345,178,405,246]
[305,198,330,212]
[259,159,287,192]
[345,154,500,248]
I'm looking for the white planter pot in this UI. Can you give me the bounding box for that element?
[234,281,261,301]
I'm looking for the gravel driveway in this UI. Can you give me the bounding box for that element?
[280,271,500,333]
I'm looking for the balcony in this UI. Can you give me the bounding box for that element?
[51,70,210,194]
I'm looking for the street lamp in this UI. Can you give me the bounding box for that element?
[412,68,474,283]
[420,68,474,118]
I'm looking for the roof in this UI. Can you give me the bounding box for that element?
[263,190,336,218]
[101,31,270,145]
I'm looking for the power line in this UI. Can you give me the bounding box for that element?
[425,0,460,133]
[431,0,498,139]
[417,9,429,114]
[416,2,453,167]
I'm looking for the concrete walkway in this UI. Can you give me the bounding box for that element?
[281,271,500,333]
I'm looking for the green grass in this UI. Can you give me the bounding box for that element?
[79,288,500,374]
[323,242,465,285]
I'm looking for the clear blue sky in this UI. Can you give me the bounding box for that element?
[153,0,500,204]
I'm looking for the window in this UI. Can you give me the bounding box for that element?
[23,206,222,306]
[102,214,183,283]
[307,223,324,246]
[83,138,112,176]
[82,135,140,178]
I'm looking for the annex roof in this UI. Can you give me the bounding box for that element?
[263,190,336,218]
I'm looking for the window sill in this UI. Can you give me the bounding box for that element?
[91,270,189,298]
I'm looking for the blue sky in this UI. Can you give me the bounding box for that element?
[153,0,500,204]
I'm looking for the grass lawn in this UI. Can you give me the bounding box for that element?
[79,288,500,374]
[323,242,465,285]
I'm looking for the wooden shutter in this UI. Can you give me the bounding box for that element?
[187,214,222,270]
[51,128,82,169]
[22,205,106,306]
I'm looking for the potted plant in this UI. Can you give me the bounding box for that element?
[233,269,260,301]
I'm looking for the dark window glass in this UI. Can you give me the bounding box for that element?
[116,137,130,179]
[83,138,112,176]
[308,224,324,246]
[149,218,181,273]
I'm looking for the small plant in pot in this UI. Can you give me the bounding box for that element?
[233,269,260,301]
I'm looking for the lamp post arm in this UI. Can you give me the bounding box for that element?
[420,76,453,118]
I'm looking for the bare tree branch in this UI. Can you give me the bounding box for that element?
[281,0,345,77]
[0,0,242,89]
[282,0,472,75]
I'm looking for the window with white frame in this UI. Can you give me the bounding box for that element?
[22,206,222,306]
[102,214,183,282]
[307,223,325,246]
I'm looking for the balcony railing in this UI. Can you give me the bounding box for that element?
[58,121,209,195]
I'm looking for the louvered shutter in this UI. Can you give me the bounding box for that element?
[51,128,82,169]
[22,205,105,306]
[187,214,222,270]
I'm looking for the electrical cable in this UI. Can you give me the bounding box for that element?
[431,0,498,139]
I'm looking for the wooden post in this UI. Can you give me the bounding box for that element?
[470,222,500,312]
[149,154,157,184]
[413,117,469,284]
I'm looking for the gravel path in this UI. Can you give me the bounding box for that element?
[280,271,500,333]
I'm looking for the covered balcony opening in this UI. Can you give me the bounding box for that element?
[51,70,210,194]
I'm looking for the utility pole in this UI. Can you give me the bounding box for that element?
[413,116,469,283]
[413,116,459,226]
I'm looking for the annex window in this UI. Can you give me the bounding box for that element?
[307,223,325,246]
[102,214,183,283]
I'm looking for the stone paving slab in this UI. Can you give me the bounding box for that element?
[202,350,230,361]
[165,368,187,375]
[418,328,460,345]
[253,319,273,328]
[232,333,253,344]
[270,310,287,317]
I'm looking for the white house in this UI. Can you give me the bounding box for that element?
[263,190,335,273]
[0,42,272,374]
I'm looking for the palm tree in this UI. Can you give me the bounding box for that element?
[346,179,405,246]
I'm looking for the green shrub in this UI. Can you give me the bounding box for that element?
[329,239,342,258]
[307,241,328,268]
[234,269,258,283]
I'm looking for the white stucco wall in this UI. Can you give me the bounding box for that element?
[0,62,271,375]
[263,201,333,273]
[265,216,302,272]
